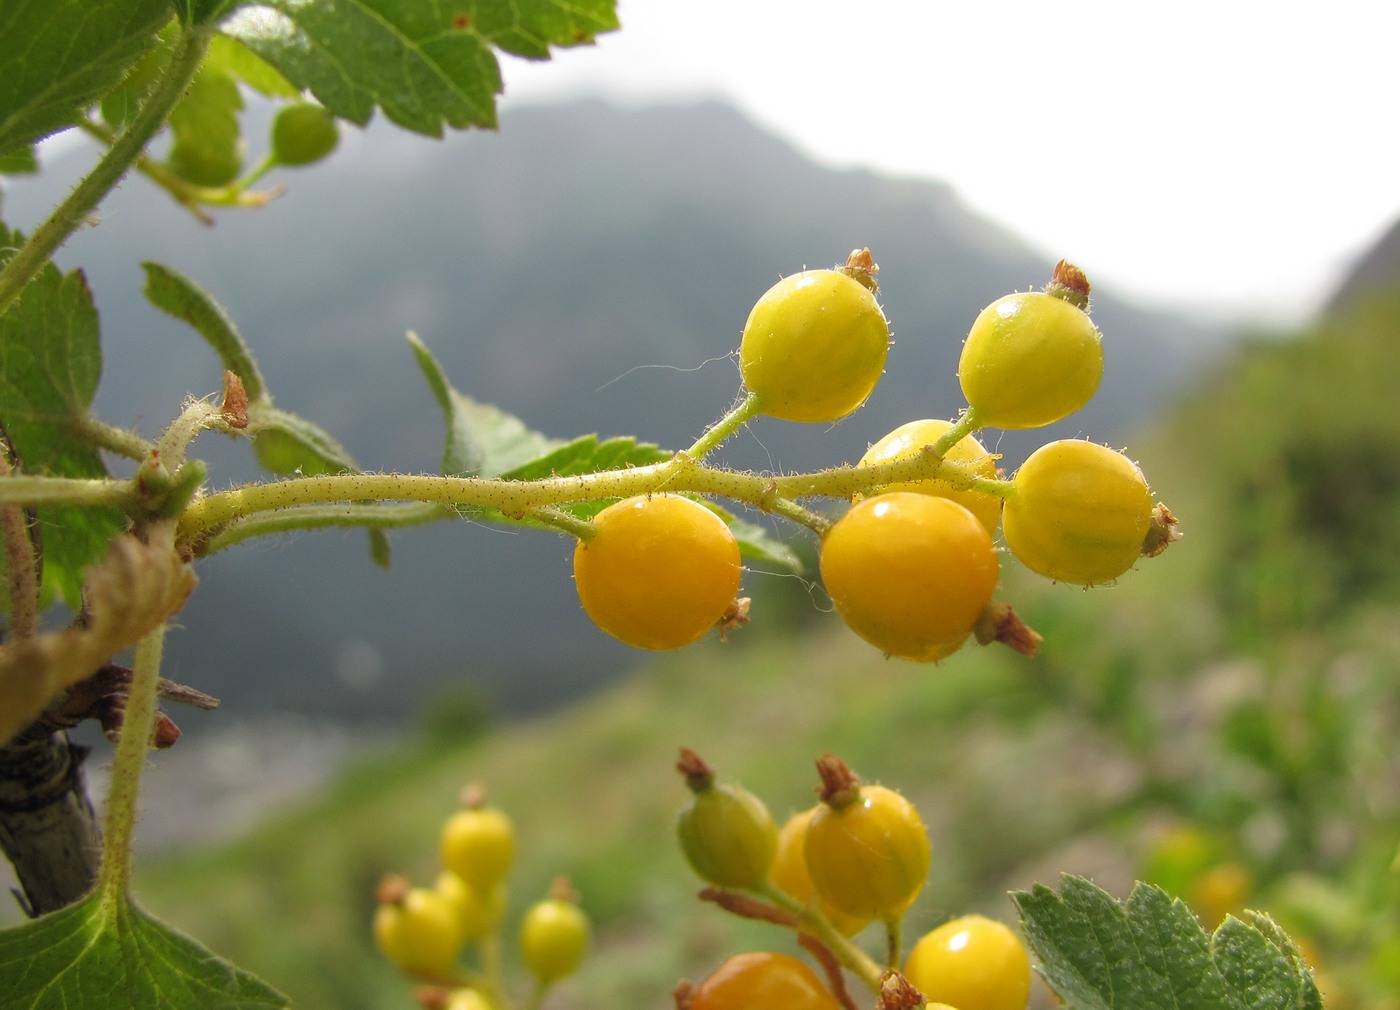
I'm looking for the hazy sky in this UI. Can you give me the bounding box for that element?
[501,2,1400,324]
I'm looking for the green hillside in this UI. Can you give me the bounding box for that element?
[125,271,1400,1010]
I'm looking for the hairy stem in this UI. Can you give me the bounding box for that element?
[684,393,762,459]
[0,27,213,316]
[97,621,168,899]
[176,449,1003,548]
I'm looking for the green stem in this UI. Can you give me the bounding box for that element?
[74,416,156,461]
[761,884,884,991]
[685,393,763,459]
[198,501,454,556]
[768,497,832,536]
[884,914,902,969]
[97,620,169,899]
[0,448,40,639]
[155,398,221,469]
[929,408,984,456]
[175,448,1012,549]
[0,27,213,317]
[0,474,139,511]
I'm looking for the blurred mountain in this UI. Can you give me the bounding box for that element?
[3,100,1223,723]
[1326,211,1400,317]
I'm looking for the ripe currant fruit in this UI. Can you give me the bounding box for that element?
[434,871,507,943]
[373,874,463,977]
[687,951,842,1010]
[739,251,890,423]
[675,748,779,891]
[903,915,1032,1010]
[820,492,999,661]
[803,756,930,921]
[857,418,1002,534]
[573,494,742,650]
[958,264,1101,429]
[519,882,590,986]
[439,787,516,890]
[768,806,871,936]
[1002,439,1154,585]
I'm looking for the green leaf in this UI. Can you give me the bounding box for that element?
[0,0,172,158]
[249,406,358,476]
[1014,875,1322,1010]
[0,222,126,608]
[219,0,619,136]
[713,510,803,573]
[0,146,38,174]
[409,330,563,477]
[499,433,671,482]
[0,888,288,1009]
[203,34,299,98]
[141,261,267,401]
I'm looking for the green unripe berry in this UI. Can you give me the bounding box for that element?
[675,748,779,891]
[271,102,340,167]
[167,139,242,188]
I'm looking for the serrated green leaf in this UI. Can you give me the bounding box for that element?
[409,330,562,477]
[219,0,618,136]
[0,222,126,608]
[0,0,173,158]
[1014,875,1322,1010]
[142,261,267,401]
[0,887,288,1009]
[499,433,671,482]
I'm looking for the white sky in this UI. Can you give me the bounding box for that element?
[501,1,1400,325]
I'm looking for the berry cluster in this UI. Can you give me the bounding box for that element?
[569,253,1178,660]
[672,749,1033,1010]
[373,785,590,1010]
